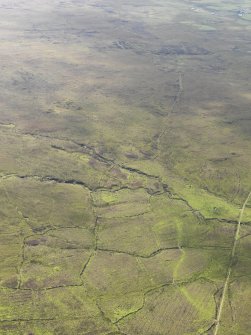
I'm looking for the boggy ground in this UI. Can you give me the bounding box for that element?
[0,0,250,334]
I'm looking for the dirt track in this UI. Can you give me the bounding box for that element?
[213,191,251,335]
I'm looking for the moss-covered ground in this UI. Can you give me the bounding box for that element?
[0,0,250,334]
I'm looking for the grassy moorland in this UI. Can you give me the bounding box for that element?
[0,0,250,334]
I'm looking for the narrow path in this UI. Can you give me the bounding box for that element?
[172,245,185,284]
[213,191,251,335]
[153,72,183,159]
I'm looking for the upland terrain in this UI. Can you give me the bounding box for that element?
[0,1,251,334]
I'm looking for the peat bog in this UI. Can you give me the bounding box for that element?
[0,1,251,334]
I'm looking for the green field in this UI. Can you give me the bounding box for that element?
[0,0,250,334]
